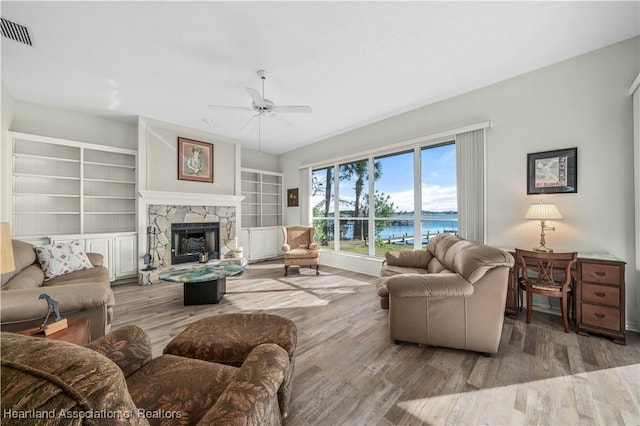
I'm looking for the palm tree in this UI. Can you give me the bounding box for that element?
[339,160,382,241]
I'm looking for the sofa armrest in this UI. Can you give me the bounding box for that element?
[281,243,291,252]
[309,242,319,251]
[86,252,104,267]
[385,249,431,268]
[87,325,152,378]
[200,343,289,424]
[387,273,474,298]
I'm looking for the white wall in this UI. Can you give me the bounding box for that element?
[138,117,238,195]
[241,147,279,172]
[279,37,639,329]
[1,84,15,222]
[9,100,137,149]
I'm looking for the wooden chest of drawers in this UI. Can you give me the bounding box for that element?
[576,258,625,345]
[504,251,626,345]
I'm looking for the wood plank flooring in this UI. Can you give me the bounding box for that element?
[112,261,640,425]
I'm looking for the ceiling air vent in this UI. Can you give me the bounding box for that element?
[1,18,32,46]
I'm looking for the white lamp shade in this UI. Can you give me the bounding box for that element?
[524,203,563,220]
[1,222,15,274]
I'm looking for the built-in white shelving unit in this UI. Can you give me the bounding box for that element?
[240,168,283,228]
[240,168,283,262]
[9,132,138,282]
[11,132,137,237]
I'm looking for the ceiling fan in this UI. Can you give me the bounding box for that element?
[207,70,312,135]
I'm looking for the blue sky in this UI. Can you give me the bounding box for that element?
[376,143,457,212]
[312,143,457,214]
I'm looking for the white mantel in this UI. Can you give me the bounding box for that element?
[138,190,244,207]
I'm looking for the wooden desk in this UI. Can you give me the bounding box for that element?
[505,251,626,345]
[16,317,91,346]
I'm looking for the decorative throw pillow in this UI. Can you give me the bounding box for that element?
[35,240,93,281]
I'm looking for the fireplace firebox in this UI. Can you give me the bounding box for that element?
[171,222,219,264]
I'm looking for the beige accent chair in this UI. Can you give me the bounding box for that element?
[281,226,320,276]
[377,234,514,354]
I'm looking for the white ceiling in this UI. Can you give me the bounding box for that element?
[2,1,638,155]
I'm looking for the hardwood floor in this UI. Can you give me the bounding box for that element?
[112,261,640,425]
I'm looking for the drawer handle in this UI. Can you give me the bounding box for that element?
[594,312,605,319]
[595,291,606,297]
[595,271,605,277]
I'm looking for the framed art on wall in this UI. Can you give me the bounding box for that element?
[527,147,577,194]
[178,137,214,183]
[287,188,299,207]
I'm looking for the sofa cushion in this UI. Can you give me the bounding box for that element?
[453,243,514,284]
[35,240,93,281]
[2,264,44,290]
[42,265,108,287]
[427,233,462,262]
[1,240,36,287]
[126,354,238,424]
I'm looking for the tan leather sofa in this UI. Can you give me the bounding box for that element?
[1,239,115,339]
[1,325,289,425]
[377,234,514,354]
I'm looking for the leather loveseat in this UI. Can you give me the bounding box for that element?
[377,234,514,354]
[1,325,289,425]
[1,239,115,339]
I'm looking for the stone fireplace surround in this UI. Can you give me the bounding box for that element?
[138,190,243,274]
[147,204,235,268]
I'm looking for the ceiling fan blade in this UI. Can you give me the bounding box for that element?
[207,105,253,112]
[272,105,312,113]
[269,113,297,129]
[245,87,266,107]
[241,114,260,133]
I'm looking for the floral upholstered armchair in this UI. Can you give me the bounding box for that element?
[281,226,320,276]
[1,325,289,425]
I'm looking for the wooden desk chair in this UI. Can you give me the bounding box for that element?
[515,249,577,333]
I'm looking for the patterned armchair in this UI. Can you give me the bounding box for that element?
[281,226,320,276]
[1,325,289,425]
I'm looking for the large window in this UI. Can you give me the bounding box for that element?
[312,141,457,257]
[374,151,414,255]
[421,144,458,248]
[311,166,335,249]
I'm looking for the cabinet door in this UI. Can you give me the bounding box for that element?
[85,237,114,281]
[251,229,268,260]
[114,235,137,279]
[265,227,283,258]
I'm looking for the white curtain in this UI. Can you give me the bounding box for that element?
[456,129,485,242]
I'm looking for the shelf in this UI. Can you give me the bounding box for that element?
[84,196,136,200]
[84,212,136,215]
[84,161,136,169]
[13,173,80,181]
[13,193,80,198]
[13,211,80,215]
[13,153,80,163]
[84,178,136,184]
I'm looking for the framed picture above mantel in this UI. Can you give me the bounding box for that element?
[178,137,214,183]
[527,147,577,194]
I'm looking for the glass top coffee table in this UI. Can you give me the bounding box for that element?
[159,263,245,305]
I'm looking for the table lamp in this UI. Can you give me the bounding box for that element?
[524,201,562,252]
[1,222,15,274]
